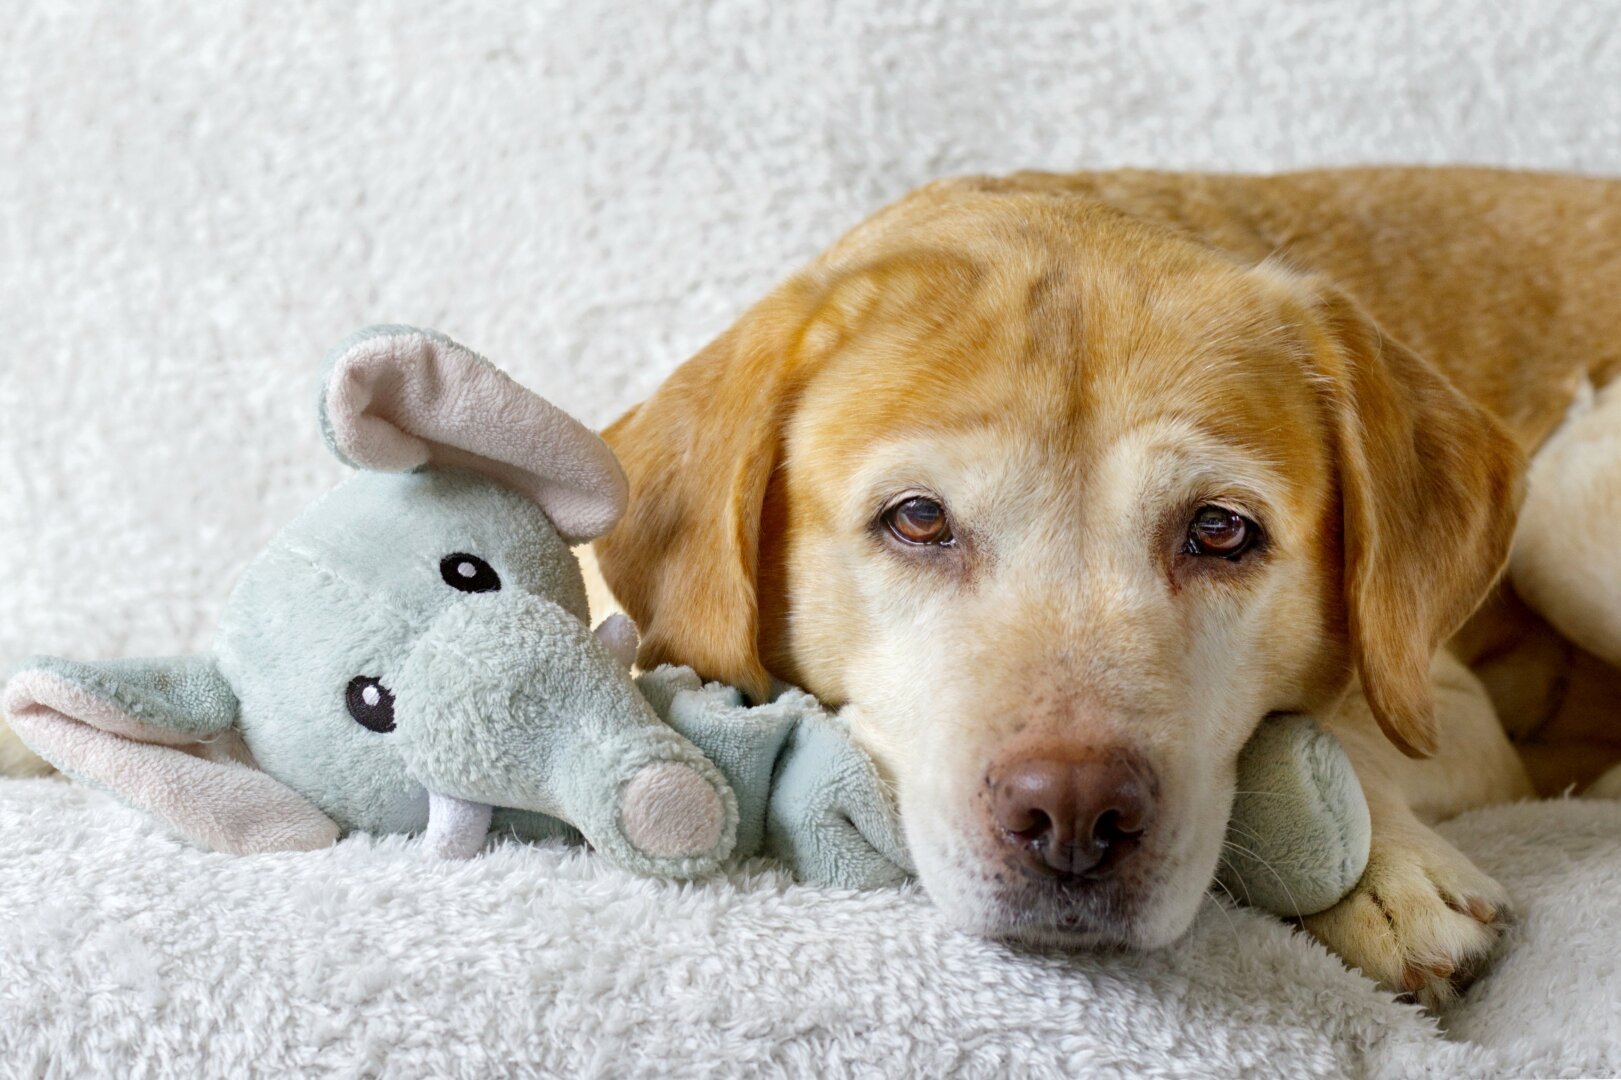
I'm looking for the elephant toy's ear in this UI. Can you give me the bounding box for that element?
[318,325,629,544]
[3,656,340,855]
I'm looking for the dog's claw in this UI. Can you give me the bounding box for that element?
[1301,827,1512,1012]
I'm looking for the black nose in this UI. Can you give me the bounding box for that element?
[989,749,1156,881]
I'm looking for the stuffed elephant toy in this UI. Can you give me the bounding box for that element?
[3,326,738,878]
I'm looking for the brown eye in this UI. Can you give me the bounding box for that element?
[884,496,953,546]
[1186,505,1257,558]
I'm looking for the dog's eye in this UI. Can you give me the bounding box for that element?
[1185,505,1258,559]
[440,553,500,593]
[346,676,396,733]
[884,496,954,546]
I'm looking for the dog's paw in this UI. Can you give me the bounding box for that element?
[1300,828,1511,1011]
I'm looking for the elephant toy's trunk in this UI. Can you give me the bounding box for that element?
[394,594,738,877]
[613,760,729,858]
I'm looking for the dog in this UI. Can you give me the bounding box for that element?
[591,166,1621,1009]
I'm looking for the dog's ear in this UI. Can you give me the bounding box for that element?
[595,283,820,702]
[1297,283,1526,757]
[598,249,990,701]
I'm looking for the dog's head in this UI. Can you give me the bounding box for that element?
[597,185,1523,946]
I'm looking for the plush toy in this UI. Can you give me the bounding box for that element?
[636,666,914,890]
[2,326,738,878]
[1213,714,1373,915]
[637,666,1371,917]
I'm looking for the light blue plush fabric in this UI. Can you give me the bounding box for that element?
[763,698,913,888]
[19,654,239,740]
[636,667,796,859]
[640,665,1367,911]
[637,665,911,889]
[1216,714,1373,916]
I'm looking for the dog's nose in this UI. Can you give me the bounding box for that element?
[989,750,1156,880]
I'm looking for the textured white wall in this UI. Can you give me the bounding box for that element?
[2,0,1618,668]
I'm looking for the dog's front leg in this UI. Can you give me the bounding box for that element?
[1300,650,1531,1010]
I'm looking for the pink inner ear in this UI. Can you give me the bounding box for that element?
[325,331,629,543]
[3,672,339,855]
[325,360,433,473]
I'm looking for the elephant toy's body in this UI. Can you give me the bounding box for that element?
[3,327,737,878]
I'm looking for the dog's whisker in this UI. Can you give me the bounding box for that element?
[1215,848,1257,908]
[1220,838,1304,918]
[1205,871,1246,949]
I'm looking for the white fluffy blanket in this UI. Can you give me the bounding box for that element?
[3,783,1620,1076]
[3,2,1620,1074]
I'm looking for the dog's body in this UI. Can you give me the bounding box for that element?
[594,166,1621,1008]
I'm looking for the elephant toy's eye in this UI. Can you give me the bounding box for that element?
[440,553,501,593]
[345,676,396,733]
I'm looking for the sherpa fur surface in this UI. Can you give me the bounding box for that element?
[2,782,1620,1076]
[3,2,1621,1075]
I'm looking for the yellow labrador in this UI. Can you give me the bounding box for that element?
[594,167,1621,1009]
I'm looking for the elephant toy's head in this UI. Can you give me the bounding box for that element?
[3,327,737,878]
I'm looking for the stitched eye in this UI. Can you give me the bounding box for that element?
[884,496,954,546]
[345,676,396,733]
[1185,505,1259,559]
[440,553,501,593]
